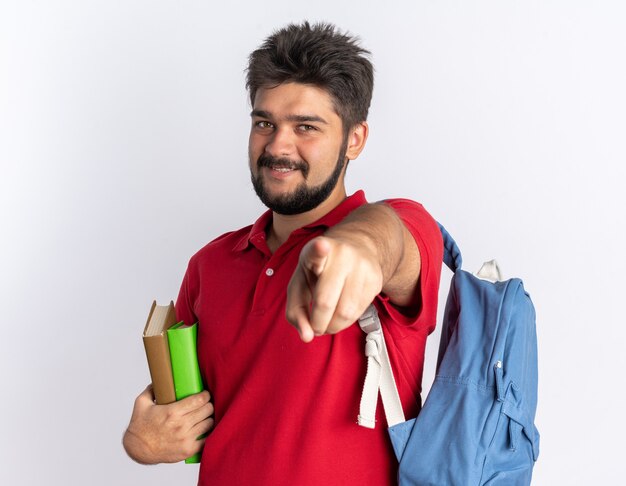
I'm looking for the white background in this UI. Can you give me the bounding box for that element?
[1,1,624,485]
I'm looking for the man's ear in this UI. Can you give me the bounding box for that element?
[345,122,369,161]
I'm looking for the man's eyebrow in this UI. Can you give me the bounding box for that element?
[287,114,328,125]
[250,109,272,119]
[250,109,328,125]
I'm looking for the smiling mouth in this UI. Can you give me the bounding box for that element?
[271,166,297,172]
[257,154,309,179]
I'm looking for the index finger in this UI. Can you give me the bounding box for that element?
[171,390,211,414]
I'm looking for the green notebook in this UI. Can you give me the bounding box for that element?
[167,321,205,464]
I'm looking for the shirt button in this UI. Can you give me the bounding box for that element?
[265,268,274,276]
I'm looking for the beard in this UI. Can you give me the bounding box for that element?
[250,140,348,216]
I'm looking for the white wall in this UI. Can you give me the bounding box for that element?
[1,1,624,484]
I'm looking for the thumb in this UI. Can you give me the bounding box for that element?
[301,237,332,276]
[136,384,156,408]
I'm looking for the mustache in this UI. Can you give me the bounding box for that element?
[257,154,309,178]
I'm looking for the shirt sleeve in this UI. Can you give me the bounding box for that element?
[374,198,443,335]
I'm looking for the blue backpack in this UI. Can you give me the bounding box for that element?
[357,224,540,485]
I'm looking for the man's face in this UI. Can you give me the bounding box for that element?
[248,83,349,215]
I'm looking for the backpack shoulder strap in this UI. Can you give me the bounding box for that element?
[357,224,463,430]
[357,304,405,429]
[438,223,462,272]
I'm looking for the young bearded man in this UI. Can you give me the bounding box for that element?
[123,21,443,485]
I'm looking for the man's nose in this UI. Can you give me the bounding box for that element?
[265,127,295,158]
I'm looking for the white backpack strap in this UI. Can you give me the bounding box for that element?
[357,305,405,429]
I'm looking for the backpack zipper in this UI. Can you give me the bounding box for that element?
[494,360,505,402]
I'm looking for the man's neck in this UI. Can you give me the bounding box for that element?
[267,188,347,253]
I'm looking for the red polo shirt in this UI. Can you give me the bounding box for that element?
[175,191,443,485]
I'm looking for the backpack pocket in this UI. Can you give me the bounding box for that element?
[481,383,540,485]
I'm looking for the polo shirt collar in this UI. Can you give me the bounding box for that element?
[233,190,368,252]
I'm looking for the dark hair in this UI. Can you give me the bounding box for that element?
[246,21,374,134]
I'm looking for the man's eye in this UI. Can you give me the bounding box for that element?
[255,121,273,129]
[298,125,316,132]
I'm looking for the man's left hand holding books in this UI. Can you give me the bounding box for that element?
[123,384,214,463]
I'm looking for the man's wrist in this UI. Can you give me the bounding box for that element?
[324,203,404,284]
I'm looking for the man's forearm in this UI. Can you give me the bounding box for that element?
[324,202,421,307]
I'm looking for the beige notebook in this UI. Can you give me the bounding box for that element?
[142,300,178,404]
